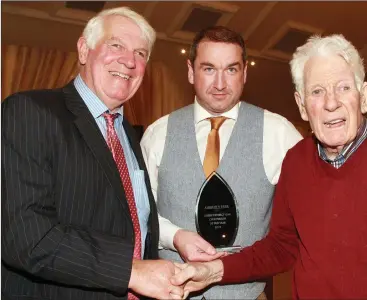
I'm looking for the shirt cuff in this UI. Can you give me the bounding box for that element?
[158,216,182,250]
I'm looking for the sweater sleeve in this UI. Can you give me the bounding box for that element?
[220,153,299,283]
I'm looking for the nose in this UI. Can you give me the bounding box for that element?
[324,89,341,111]
[213,71,227,91]
[117,51,136,69]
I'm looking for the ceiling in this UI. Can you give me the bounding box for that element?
[2,1,367,63]
[2,1,367,127]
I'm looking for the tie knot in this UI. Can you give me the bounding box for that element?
[103,112,118,127]
[210,116,227,130]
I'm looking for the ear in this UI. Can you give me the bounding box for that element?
[295,91,309,121]
[187,59,194,84]
[361,82,367,114]
[243,62,248,84]
[77,37,89,65]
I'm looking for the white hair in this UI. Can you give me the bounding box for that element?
[290,34,365,98]
[82,6,156,57]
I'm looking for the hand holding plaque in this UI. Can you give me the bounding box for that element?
[195,172,241,253]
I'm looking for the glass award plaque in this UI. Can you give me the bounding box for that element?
[195,172,241,253]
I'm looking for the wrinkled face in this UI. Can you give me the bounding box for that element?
[187,41,247,115]
[78,15,149,110]
[295,54,367,158]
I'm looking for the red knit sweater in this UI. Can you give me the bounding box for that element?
[221,137,367,299]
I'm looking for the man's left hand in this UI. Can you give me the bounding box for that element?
[173,229,226,262]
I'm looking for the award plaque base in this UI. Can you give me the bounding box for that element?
[215,245,242,253]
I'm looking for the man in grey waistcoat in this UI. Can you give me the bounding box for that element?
[141,26,303,299]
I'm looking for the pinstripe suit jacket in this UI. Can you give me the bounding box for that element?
[1,82,159,300]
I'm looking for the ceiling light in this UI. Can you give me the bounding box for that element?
[250,60,256,66]
[181,49,186,54]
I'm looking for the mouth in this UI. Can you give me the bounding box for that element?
[212,93,227,99]
[324,118,346,128]
[109,71,131,80]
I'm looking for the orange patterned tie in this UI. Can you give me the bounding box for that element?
[103,113,141,300]
[203,116,227,178]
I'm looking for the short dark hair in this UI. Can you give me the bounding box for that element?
[189,26,247,65]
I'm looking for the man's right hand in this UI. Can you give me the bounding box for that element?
[171,260,224,298]
[173,229,225,262]
[128,259,184,299]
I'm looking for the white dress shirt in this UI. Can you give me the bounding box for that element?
[141,100,303,249]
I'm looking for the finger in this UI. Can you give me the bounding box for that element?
[174,266,186,277]
[170,292,183,300]
[210,251,226,259]
[183,290,190,299]
[188,252,222,262]
[168,285,184,298]
[185,281,206,293]
[173,262,187,271]
[196,238,216,255]
[171,267,194,285]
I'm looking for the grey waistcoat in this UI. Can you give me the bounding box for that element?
[157,102,274,299]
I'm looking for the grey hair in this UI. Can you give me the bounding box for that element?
[82,6,156,57]
[290,34,365,98]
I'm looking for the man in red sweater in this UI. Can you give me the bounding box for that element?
[171,34,367,299]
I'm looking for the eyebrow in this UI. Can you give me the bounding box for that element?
[135,47,148,52]
[199,61,242,68]
[308,79,354,88]
[307,84,322,90]
[227,62,242,68]
[108,36,149,53]
[200,62,215,67]
[108,36,123,42]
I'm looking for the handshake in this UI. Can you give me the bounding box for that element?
[129,230,227,299]
[129,258,224,300]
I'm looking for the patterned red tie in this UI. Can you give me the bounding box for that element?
[103,113,141,300]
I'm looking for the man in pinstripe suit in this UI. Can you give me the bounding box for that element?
[2,7,184,300]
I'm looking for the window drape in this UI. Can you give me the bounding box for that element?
[1,44,192,128]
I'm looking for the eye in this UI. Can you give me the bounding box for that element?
[227,67,237,73]
[311,88,323,96]
[340,85,351,91]
[108,42,126,52]
[136,50,147,59]
[203,67,214,73]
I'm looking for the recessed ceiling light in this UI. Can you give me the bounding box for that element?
[250,60,256,66]
[181,49,186,54]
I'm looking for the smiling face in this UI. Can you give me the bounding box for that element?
[187,41,247,115]
[295,54,367,158]
[77,15,149,110]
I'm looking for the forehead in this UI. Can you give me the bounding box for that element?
[103,15,148,48]
[304,54,355,86]
[196,41,243,64]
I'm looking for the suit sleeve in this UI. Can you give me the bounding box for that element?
[2,94,132,296]
[220,152,299,283]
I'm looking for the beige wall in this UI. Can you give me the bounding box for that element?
[2,11,307,130]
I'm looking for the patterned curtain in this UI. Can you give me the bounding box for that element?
[1,45,79,99]
[1,44,192,128]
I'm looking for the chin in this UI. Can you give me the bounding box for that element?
[109,92,129,101]
[321,136,349,149]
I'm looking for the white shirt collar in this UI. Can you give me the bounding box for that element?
[194,96,240,125]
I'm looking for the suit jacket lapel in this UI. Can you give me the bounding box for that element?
[122,120,154,198]
[122,120,145,169]
[62,82,131,218]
